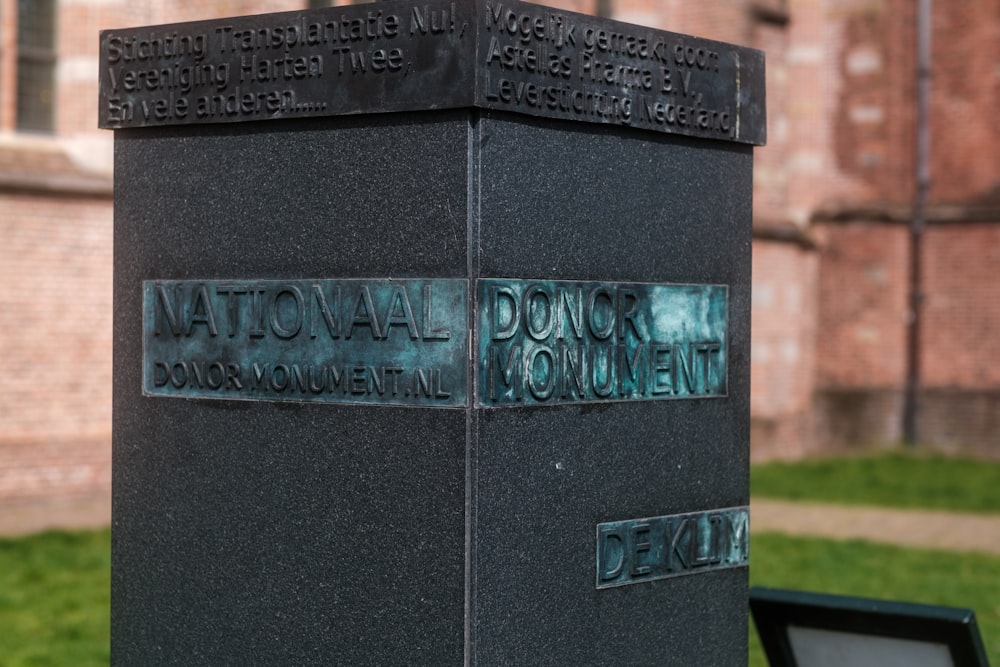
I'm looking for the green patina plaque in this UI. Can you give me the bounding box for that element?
[143,277,727,409]
[477,279,728,407]
[143,278,468,407]
[596,507,749,589]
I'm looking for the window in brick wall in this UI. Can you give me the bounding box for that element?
[15,0,56,132]
[750,0,790,26]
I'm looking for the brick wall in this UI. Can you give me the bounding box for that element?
[829,0,916,205]
[0,0,17,130]
[3,0,1000,513]
[812,220,908,448]
[807,0,1000,456]
[0,191,112,502]
[55,1,155,136]
[927,0,1000,203]
[918,223,1000,454]
[815,222,909,389]
[811,219,1000,454]
[0,0,131,506]
[923,224,1000,388]
[750,238,819,459]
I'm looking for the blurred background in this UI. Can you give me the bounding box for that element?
[0,0,998,664]
[2,0,997,522]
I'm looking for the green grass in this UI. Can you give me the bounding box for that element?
[0,530,1000,667]
[749,532,1000,666]
[752,451,1000,513]
[749,452,1000,663]
[0,528,110,667]
[5,451,1000,665]
[1,526,998,666]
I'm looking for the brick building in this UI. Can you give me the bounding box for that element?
[1,0,998,507]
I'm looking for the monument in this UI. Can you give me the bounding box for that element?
[101,1,764,663]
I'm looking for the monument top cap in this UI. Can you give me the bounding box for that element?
[99,0,765,145]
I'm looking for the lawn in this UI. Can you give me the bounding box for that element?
[3,527,997,666]
[0,528,110,667]
[748,533,1000,666]
[752,450,1000,513]
[750,450,1000,665]
[3,452,999,664]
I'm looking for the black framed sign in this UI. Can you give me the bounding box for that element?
[750,587,990,667]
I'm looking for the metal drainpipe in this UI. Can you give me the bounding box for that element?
[903,0,931,448]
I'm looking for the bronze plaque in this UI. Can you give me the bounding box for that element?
[597,507,749,589]
[143,278,468,407]
[477,279,728,407]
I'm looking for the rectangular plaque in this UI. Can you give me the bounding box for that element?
[142,278,468,407]
[476,1,764,143]
[596,507,749,589]
[98,0,765,144]
[100,1,475,129]
[477,279,728,407]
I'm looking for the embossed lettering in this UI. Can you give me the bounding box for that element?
[347,285,384,340]
[152,280,458,343]
[186,285,219,336]
[269,286,305,339]
[555,288,583,339]
[384,284,419,340]
[525,345,555,399]
[596,508,749,588]
[411,3,456,35]
[559,341,585,398]
[106,32,207,64]
[310,284,340,339]
[422,284,452,340]
[598,527,625,581]
[490,285,520,340]
[629,523,652,577]
[154,284,184,336]
[143,279,468,407]
[478,279,727,406]
[490,344,522,400]
[102,2,763,147]
[332,47,403,74]
[241,54,322,83]
[216,285,246,337]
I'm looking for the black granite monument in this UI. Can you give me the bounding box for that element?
[102,1,764,664]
